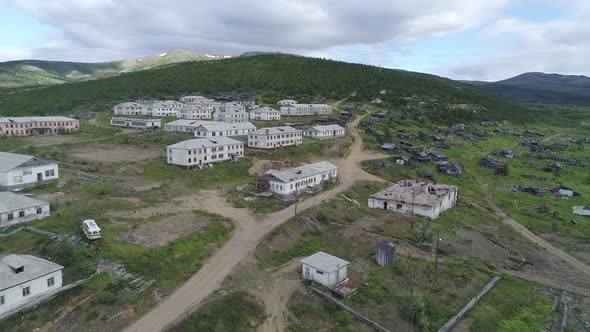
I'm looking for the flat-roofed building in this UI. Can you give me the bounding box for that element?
[145,100,185,117]
[194,121,256,138]
[248,126,302,149]
[256,161,337,197]
[179,96,214,104]
[368,180,459,219]
[0,117,79,136]
[164,120,208,133]
[300,252,349,288]
[213,109,249,123]
[0,192,50,226]
[280,104,332,116]
[277,99,297,106]
[0,152,59,190]
[166,137,244,168]
[250,107,281,121]
[176,104,213,120]
[110,117,161,129]
[303,124,345,140]
[113,102,147,116]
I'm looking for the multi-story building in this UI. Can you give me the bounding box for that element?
[0,254,63,317]
[256,161,338,197]
[113,102,147,116]
[110,117,161,129]
[0,192,50,227]
[249,107,281,121]
[280,103,332,116]
[368,180,459,219]
[166,137,244,168]
[179,96,214,104]
[248,126,302,149]
[145,100,185,117]
[176,104,213,120]
[277,99,297,106]
[194,121,256,138]
[213,109,249,123]
[303,124,345,139]
[164,120,209,133]
[0,117,79,136]
[0,152,59,190]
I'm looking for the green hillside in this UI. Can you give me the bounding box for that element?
[0,49,228,91]
[0,54,531,122]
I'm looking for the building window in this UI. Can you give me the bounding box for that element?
[47,277,55,287]
[7,213,13,221]
[316,270,324,275]
[22,286,31,297]
[18,211,25,218]
[0,295,4,305]
[45,169,55,177]
[397,204,403,209]
[37,207,43,214]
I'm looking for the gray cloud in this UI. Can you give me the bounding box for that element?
[10,0,507,61]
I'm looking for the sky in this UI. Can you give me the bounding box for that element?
[1,0,589,81]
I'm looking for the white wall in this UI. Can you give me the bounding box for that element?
[0,203,50,227]
[247,132,302,149]
[368,189,458,219]
[167,144,244,168]
[0,270,62,316]
[302,264,347,288]
[267,169,337,196]
[0,164,59,189]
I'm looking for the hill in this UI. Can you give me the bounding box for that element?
[0,54,530,122]
[0,49,230,90]
[463,72,590,105]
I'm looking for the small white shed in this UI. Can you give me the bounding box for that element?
[300,252,349,288]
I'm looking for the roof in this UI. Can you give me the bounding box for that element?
[167,137,242,149]
[0,116,77,123]
[196,122,256,131]
[288,103,331,108]
[265,161,337,184]
[114,102,145,108]
[0,192,49,214]
[253,107,279,113]
[376,240,396,250]
[251,126,300,135]
[82,219,101,231]
[0,151,34,173]
[165,120,209,128]
[111,117,161,122]
[300,252,349,273]
[307,124,344,132]
[0,254,63,291]
[369,180,458,208]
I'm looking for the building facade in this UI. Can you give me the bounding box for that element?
[277,99,297,106]
[110,117,161,129]
[0,255,63,317]
[368,180,459,219]
[176,105,213,120]
[303,124,345,140]
[256,161,337,197]
[249,107,281,121]
[194,122,256,138]
[213,109,249,123]
[248,126,302,149]
[0,192,50,227]
[0,152,59,190]
[145,100,185,117]
[167,137,244,168]
[0,117,79,136]
[280,104,332,116]
[164,120,208,133]
[300,252,349,288]
[113,102,147,116]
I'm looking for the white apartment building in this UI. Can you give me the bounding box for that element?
[179,96,214,104]
[250,107,281,121]
[194,122,256,138]
[176,104,213,120]
[213,109,249,123]
[280,104,332,116]
[368,180,459,219]
[164,120,208,133]
[0,117,80,136]
[0,192,50,227]
[167,137,244,168]
[277,99,297,106]
[257,161,338,197]
[145,100,185,117]
[303,124,345,140]
[0,255,63,317]
[113,102,147,116]
[248,126,302,149]
[110,117,161,129]
[0,152,59,190]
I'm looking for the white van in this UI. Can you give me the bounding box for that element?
[82,219,102,240]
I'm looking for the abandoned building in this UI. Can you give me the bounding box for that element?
[492,149,515,159]
[300,252,349,288]
[394,156,410,166]
[374,159,392,168]
[380,143,399,151]
[368,180,459,219]
[573,206,590,216]
[412,151,431,163]
[437,161,464,177]
[480,156,509,175]
[428,151,448,162]
[520,139,540,147]
[518,185,545,196]
[551,185,580,197]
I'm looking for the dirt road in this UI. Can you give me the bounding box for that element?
[125,116,388,332]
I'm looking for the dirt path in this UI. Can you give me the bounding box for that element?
[125,115,387,332]
[258,259,301,332]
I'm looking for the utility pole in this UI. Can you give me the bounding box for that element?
[435,227,441,284]
[294,184,299,217]
[410,187,416,230]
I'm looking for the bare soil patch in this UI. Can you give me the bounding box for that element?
[26,135,79,147]
[118,213,214,248]
[450,228,511,265]
[68,145,162,163]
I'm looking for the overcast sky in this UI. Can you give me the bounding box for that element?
[1,0,589,81]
